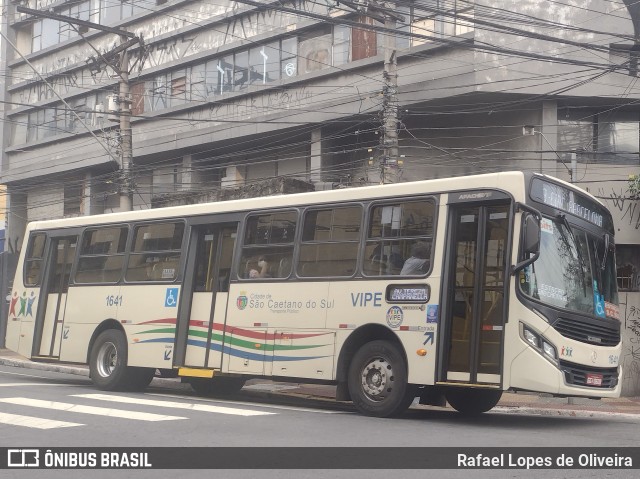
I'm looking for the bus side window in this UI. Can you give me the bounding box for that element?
[239,211,297,280]
[363,199,435,277]
[125,222,184,282]
[297,206,361,278]
[75,226,128,284]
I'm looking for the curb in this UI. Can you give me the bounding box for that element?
[0,356,90,377]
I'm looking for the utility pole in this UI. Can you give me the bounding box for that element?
[118,44,133,211]
[380,2,400,184]
[345,1,403,183]
[16,6,141,211]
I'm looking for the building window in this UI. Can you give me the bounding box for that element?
[130,82,145,116]
[234,51,249,91]
[333,25,351,66]
[598,112,640,163]
[617,245,640,292]
[64,182,83,217]
[148,74,169,111]
[353,15,377,61]
[281,37,298,78]
[249,42,280,84]
[171,73,187,104]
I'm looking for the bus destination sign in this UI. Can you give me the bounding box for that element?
[530,178,611,230]
[386,285,429,303]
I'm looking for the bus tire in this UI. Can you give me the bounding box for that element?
[89,329,153,391]
[347,340,416,417]
[445,388,502,415]
[189,377,246,396]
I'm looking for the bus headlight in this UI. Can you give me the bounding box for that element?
[542,341,557,362]
[523,327,540,348]
[521,323,558,365]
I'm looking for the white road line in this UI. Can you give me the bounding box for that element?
[0,370,67,380]
[146,392,347,414]
[0,398,186,422]
[0,412,83,429]
[0,383,66,387]
[73,394,275,416]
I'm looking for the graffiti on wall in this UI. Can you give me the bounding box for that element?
[184,86,313,125]
[598,186,640,230]
[10,1,333,104]
[621,293,640,396]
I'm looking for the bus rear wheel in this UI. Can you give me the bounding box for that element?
[348,340,416,417]
[89,329,155,391]
[445,388,502,415]
[189,377,246,396]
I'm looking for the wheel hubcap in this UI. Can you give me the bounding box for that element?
[361,357,394,401]
[96,341,117,378]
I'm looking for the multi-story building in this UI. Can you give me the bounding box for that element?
[0,0,639,392]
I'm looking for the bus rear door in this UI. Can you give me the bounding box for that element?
[175,223,238,370]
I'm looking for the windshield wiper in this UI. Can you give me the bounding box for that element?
[600,233,611,271]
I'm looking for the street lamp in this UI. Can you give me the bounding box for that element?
[523,125,576,182]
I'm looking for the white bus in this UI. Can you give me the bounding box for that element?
[4,171,621,417]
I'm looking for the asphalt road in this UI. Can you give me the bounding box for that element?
[1,364,639,479]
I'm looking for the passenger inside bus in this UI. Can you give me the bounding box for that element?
[248,256,271,278]
[400,241,430,275]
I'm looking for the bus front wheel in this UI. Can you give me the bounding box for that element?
[445,388,502,415]
[89,329,155,391]
[348,340,416,417]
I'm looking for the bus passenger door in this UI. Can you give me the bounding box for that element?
[33,235,77,359]
[441,203,510,386]
[178,224,237,369]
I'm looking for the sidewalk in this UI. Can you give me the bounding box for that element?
[2,348,639,418]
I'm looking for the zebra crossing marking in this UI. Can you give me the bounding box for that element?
[0,397,186,422]
[73,393,275,416]
[0,411,83,429]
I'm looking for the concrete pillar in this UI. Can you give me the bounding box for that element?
[181,154,201,191]
[221,165,245,188]
[310,128,323,184]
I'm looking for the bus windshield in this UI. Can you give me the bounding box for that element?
[520,216,619,318]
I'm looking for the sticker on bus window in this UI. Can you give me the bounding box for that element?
[540,218,554,234]
[161,268,175,279]
[605,302,620,320]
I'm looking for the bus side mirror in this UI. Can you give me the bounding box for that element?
[523,214,540,255]
[511,205,542,275]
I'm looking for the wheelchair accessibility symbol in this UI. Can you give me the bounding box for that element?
[165,288,179,308]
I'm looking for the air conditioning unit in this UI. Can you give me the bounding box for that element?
[106,94,119,122]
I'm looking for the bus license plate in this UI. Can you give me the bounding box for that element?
[586,373,603,386]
